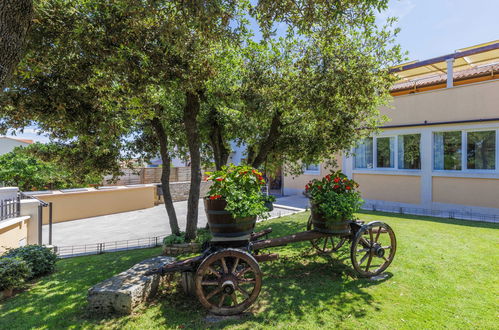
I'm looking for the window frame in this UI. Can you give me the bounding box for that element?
[432,130,463,171]
[397,133,422,170]
[354,134,421,172]
[303,163,321,175]
[432,127,498,173]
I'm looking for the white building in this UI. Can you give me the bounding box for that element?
[0,136,33,155]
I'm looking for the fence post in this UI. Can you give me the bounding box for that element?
[38,204,43,245]
[48,202,53,245]
[16,195,21,216]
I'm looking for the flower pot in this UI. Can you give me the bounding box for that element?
[310,203,351,234]
[264,201,274,212]
[0,288,13,300]
[204,198,257,239]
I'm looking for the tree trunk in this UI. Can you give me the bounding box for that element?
[151,117,180,236]
[183,92,202,241]
[0,0,32,89]
[208,107,230,170]
[250,109,282,169]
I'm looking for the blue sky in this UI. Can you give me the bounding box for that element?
[378,0,499,60]
[5,0,499,143]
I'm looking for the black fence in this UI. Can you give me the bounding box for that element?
[0,196,21,221]
[54,234,169,258]
[362,203,499,223]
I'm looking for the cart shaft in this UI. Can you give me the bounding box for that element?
[252,230,332,250]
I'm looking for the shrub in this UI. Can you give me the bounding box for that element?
[3,245,57,278]
[0,258,32,290]
[194,228,212,244]
[163,233,186,246]
[163,229,212,245]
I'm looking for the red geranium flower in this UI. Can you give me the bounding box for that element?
[346,186,351,190]
[333,177,340,183]
[318,185,322,190]
[333,185,339,189]
[216,177,224,182]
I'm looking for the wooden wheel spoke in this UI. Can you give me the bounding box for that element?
[369,228,374,244]
[359,251,370,265]
[221,258,228,274]
[201,281,219,286]
[365,253,373,271]
[375,227,381,243]
[322,237,328,251]
[236,266,252,277]
[237,285,250,298]
[207,266,221,278]
[359,237,371,248]
[381,256,389,262]
[205,287,222,300]
[231,293,238,306]
[239,278,256,284]
[382,246,392,250]
[218,294,227,307]
[357,248,369,253]
[231,258,239,274]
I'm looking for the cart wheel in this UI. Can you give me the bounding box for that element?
[195,248,262,316]
[307,215,347,253]
[350,221,397,277]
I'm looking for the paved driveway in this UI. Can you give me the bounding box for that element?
[42,196,307,247]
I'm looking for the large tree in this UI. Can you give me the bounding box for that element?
[0,0,33,89]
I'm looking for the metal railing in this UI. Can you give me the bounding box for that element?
[362,203,499,223]
[54,234,168,258]
[0,196,20,221]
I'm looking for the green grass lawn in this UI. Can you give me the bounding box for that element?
[1,211,498,329]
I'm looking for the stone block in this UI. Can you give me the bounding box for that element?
[87,255,175,314]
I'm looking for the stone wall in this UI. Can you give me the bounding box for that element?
[168,181,212,202]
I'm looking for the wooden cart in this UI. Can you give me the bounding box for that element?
[150,217,397,316]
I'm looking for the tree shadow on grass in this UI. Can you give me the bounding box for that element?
[357,210,499,229]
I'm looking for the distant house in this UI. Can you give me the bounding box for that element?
[0,136,34,155]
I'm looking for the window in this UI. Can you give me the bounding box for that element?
[467,130,496,170]
[376,137,395,168]
[434,131,461,170]
[304,164,320,174]
[354,138,373,168]
[398,134,421,169]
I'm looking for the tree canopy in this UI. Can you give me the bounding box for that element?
[0,0,403,239]
[0,143,102,191]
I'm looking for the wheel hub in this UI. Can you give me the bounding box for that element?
[374,244,385,258]
[222,280,235,294]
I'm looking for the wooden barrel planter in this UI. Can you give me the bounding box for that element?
[310,203,351,235]
[204,198,257,239]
